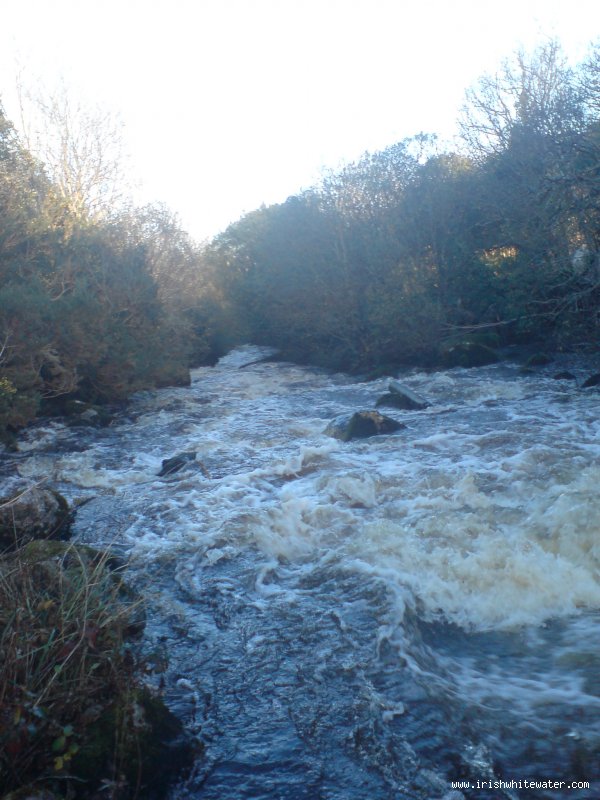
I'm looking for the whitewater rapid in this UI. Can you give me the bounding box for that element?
[5,346,600,799]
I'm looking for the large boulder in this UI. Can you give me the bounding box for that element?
[325,411,405,442]
[0,485,71,551]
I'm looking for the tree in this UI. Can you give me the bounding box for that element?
[579,40,600,118]
[459,41,585,159]
[15,78,129,219]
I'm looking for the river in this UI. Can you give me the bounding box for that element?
[3,345,600,799]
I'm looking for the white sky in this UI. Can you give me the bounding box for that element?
[0,0,599,241]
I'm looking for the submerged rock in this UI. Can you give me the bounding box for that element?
[325,411,405,442]
[0,485,71,551]
[376,393,412,410]
[376,380,428,410]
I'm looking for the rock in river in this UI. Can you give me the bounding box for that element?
[325,411,405,442]
[158,451,209,478]
[376,380,428,410]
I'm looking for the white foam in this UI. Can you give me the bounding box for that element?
[13,347,600,637]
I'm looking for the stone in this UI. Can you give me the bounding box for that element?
[325,411,405,442]
[0,485,71,551]
[158,451,198,477]
[379,380,428,409]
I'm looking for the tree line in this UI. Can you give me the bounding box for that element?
[202,41,600,371]
[1,40,599,443]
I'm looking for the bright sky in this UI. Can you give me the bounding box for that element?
[0,0,599,241]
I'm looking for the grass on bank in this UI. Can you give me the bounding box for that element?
[0,539,146,798]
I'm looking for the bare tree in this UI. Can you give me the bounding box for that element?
[15,76,129,219]
[579,40,600,117]
[459,41,585,159]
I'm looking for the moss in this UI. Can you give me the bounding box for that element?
[71,688,197,799]
[153,363,191,389]
[21,539,110,566]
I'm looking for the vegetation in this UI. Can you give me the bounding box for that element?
[202,41,600,372]
[2,40,599,444]
[0,536,191,799]
[0,480,194,798]
[0,101,219,445]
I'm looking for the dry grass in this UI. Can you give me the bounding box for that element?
[0,539,143,796]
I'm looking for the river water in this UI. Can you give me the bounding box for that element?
[4,346,600,799]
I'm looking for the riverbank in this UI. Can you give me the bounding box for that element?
[0,485,196,800]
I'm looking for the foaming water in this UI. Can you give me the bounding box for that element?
[5,345,600,799]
